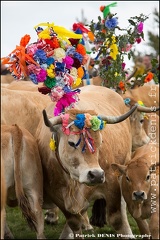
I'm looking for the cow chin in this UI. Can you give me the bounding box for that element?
[132,135,150,151]
[78,168,105,186]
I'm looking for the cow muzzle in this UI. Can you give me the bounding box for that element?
[132,191,146,201]
[87,169,105,184]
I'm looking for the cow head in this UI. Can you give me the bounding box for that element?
[123,97,159,151]
[42,105,137,185]
[111,160,159,218]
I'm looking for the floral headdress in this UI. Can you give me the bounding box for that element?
[87,2,156,92]
[1,22,93,116]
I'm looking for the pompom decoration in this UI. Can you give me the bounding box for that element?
[1,22,91,116]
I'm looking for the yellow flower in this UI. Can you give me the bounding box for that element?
[137,100,144,106]
[110,43,118,60]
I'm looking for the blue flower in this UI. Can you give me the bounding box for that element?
[74,114,85,129]
[55,62,65,72]
[34,49,47,64]
[66,46,76,56]
[73,52,83,63]
[105,18,118,29]
[98,116,104,130]
[29,73,38,84]
[46,57,55,66]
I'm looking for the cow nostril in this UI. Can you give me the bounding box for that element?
[88,171,96,180]
[87,170,105,184]
[133,191,145,199]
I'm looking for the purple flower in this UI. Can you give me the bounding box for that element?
[122,63,126,70]
[63,56,74,69]
[34,49,47,64]
[137,22,143,33]
[37,69,47,82]
[105,18,118,29]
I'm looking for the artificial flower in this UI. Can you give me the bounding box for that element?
[144,72,154,83]
[136,38,141,44]
[137,22,143,33]
[105,18,118,29]
[34,49,47,64]
[119,81,125,91]
[74,114,85,129]
[110,43,118,60]
[29,73,38,84]
[77,66,84,78]
[91,116,101,131]
[44,77,56,88]
[73,52,83,63]
[50,86,64,102]
[45,38,60,49]
[53,48,66,62]
[37,69,47,82]
[76,44,86,56]
[70,67,78,80]
[47,67,55,78]
[84,113,92,128]
[72,57,81,69]
[63,56,74,69]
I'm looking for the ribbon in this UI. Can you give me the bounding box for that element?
[103,2,117,19]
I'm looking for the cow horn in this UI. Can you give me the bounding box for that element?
[137,105,160,113]
[42,109,62,129]
[99,105,137,124]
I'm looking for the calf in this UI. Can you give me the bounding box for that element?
[1,124,45,239]
[112,143,159,239]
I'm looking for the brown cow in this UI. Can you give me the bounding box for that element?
[35,85,139,238]
[111,143,159,239]
[1,88,50,136]
[1,124,45,239]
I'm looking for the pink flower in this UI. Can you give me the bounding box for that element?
[137,22,143,33]
[63,56,74,69]
[136,38,141,44]
[122,63,126,70]
[37,69,47,82]
[121,44,132,52]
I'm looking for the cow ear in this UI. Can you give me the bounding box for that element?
[149,162,159,174]
[111,163,127,176]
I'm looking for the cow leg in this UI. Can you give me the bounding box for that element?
[82,211,93,231]
[60,215,83,239]
[4,222,14,239]
[149,211,159,239]
[44,205,59,225]
[59,222,74,239]
[1,208,6,239]
[134,218,150,239]
[106,178,134,239]
[27,192,45,239]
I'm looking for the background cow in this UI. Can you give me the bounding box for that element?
[111,143,159,239]
[1,124,45,239]
[1,154,6,239]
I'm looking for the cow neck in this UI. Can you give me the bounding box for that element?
[54,134,70,175]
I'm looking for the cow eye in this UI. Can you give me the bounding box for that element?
[68,141,77,149]
[146,175,150,181]
[140,119,144,124]
[126,176,130,182]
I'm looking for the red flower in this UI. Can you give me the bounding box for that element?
[119,81,125,91]
[144,72,154,83]
[45,38,60,49]
[136,38,141,44]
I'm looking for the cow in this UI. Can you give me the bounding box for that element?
[1,88,50,136]
[111,143,159,239]
[1,124,45,239]
[34,85,140,239]
[1,154,7,240]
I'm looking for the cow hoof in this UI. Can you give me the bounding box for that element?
[44,214,59,225]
